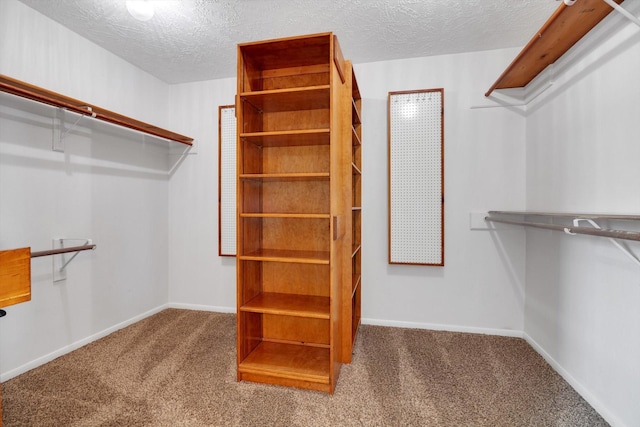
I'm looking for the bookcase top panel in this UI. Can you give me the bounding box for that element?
[239,33,333,71]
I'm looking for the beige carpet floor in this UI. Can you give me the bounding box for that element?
[2,309,608,426]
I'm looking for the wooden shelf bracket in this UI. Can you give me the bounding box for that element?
[39,238,96,282]
[52,108,91,152]
[602,0,640,27]
[485,0,626,98]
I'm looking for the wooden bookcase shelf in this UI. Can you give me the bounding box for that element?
[352,244,362,258]
[352,127,362,146]
[240,129,330,146]
[486,0,624,96]
[239,249,330,264]
[352,274,361,294]
[345,60,362,359]
[241,293,330,319]
[239,342,331,386]
[240,213,331,219]
[236,33,361,393]
[241,86,331,112]
[352,101,362,125]
[239,173,330,180]
[0,74,193,145]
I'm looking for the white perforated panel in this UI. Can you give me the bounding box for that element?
[389,90,443,265]
[219,106,237,256]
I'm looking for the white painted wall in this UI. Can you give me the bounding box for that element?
[167,78,237,312]
[0,0,174,379]
[521,11,640,427]
[166,49,529,334]
[349,52,527,333]
[3,0,637,425]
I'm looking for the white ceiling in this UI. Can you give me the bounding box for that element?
[17,0,559,84]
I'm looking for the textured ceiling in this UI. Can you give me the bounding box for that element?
[17,0,559,84]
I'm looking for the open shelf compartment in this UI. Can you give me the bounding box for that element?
[238,342,331,386]
[238,33,333,92]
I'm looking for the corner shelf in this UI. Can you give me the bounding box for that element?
[0,74,193,145]
[485,0,624,96]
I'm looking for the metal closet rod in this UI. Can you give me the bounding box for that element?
[31,244,96,258]
[485,216,640,242]
[488,211,640,221]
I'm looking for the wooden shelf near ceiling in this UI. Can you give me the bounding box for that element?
[0,74,193,145]
[485,0,624,96]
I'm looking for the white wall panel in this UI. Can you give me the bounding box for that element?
[167,78,237,309]
[0,0,171,379]
[167,48,528,332]
[524,12,640,427]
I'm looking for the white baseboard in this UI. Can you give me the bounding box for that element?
[0,304,169,382]
[167,302,235,314]
[361,317,524,338]
[523,332,625,427]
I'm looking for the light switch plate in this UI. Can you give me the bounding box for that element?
[470,212,492,230]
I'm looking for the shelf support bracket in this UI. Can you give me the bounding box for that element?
[52,107,96,152]
[572,218,640,268]
[52,108,66,152]
[52,238,94,282]
[601,0,640,28]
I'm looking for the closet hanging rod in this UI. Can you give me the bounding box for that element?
[485,217,640,242]
[30,244,96,258]
[488,211,640,221]
[0,74,193,146]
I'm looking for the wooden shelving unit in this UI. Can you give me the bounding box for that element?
[236,32,360,393]
[0,74,193,145]
[485,0,624,96]
[345,61,362,362]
